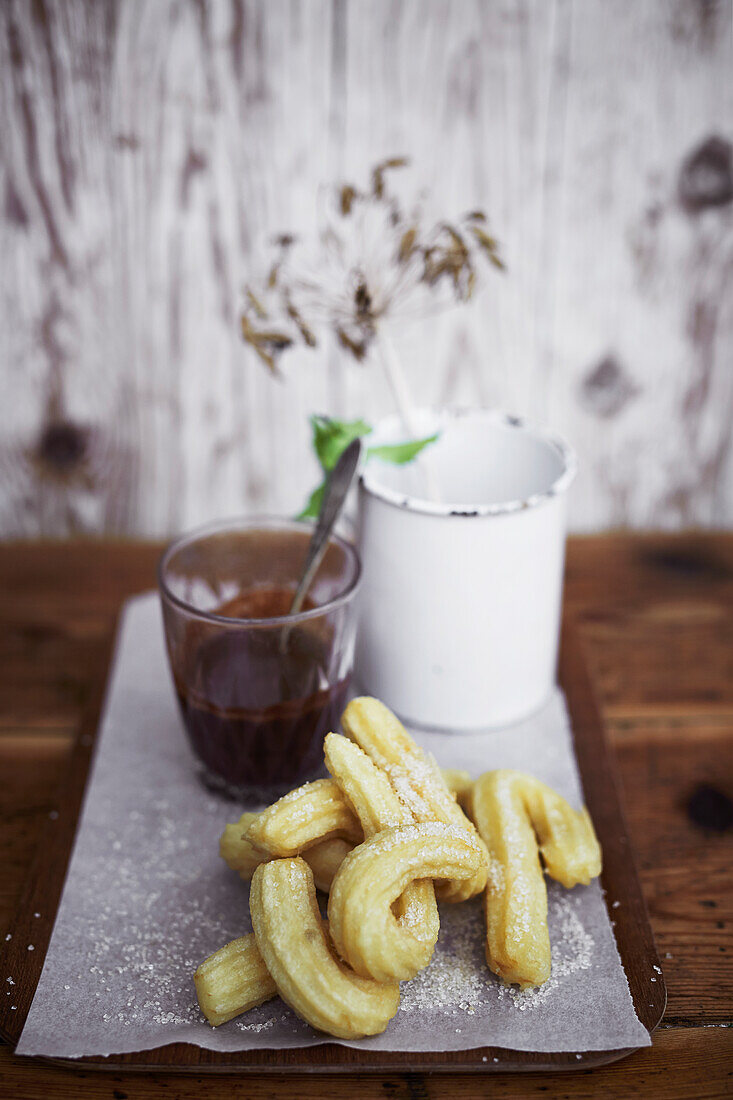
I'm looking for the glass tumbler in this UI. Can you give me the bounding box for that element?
[158,516,361,802]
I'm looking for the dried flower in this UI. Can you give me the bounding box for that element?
[240,315,293,375]
[238,160,505,514]
[371,156,409,200]
[239,158,505,371]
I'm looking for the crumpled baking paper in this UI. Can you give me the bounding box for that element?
[17,593,650,1057]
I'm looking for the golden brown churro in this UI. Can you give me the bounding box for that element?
[324,733,439,978]
[220,808,353,892]
[466,769,602,988]
[194,933,277,1026]
[328,822,483,982]
[219,811,261,878]
[341,697,489,902]
[302,836,355,892]
[250,858,400,1038]
[245,778,362,857]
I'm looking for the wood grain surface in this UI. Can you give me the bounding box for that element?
[0,534,732,1095]
[2,0,733,537]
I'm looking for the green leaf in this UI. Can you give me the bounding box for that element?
[310,415,372,472]
[367,433,439,465]
[298,419,439,523]
[297,480,325,521]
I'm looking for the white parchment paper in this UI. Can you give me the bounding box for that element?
[17,593,650,1057]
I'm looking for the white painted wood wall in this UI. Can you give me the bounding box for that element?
[2,0,732,536]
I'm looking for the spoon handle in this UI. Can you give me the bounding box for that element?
[289,437,363,617]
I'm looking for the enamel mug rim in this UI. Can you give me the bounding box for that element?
[359,407,577,516]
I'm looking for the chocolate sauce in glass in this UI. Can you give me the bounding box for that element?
[175,587,349,797]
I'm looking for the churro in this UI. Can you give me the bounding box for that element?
[328,822,483,982]
[245,778,362,858]
[324,732,439,978]
[466,769,602,988]
[194,933,277,1026]
[250,858,400,1038]
[342,697,489,901]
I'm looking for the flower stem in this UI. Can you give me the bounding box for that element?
[374,330,441,502]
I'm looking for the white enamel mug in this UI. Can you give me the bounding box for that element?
[355,408,576,731]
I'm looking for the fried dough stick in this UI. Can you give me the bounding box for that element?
[220,809,354,892]
[324,732,439,979]
[250,858,400,1038]
[220,769,470,891]
[328,823,483,982]
[466,769,602,988]
[342,697,489,901]
[194,933,277,1026]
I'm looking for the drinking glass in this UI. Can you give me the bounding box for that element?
[158,516,361,801]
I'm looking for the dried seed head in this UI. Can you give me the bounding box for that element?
[239,160,503,371]
[371,156,409,200]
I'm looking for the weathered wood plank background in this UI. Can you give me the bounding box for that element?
[1,0,732,536]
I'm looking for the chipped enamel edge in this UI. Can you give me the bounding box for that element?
[359,407,577,518]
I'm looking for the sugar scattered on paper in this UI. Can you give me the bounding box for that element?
[48,800,239,1032]
[399,888,595,1019]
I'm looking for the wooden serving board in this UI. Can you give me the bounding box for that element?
[0,619,666,1074]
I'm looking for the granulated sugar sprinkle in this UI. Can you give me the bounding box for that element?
[400,901,490,1013]
[46,796,243,1032]
[496,894,594,1012]
[399,887,595,1018]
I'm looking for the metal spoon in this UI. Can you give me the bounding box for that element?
[287,437,363,621]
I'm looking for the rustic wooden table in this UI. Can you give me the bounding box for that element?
[1,535,731,1098]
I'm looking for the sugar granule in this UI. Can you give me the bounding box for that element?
[399,887,595,1020]
[494,893,594,1013]
[39,804,240,1034]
